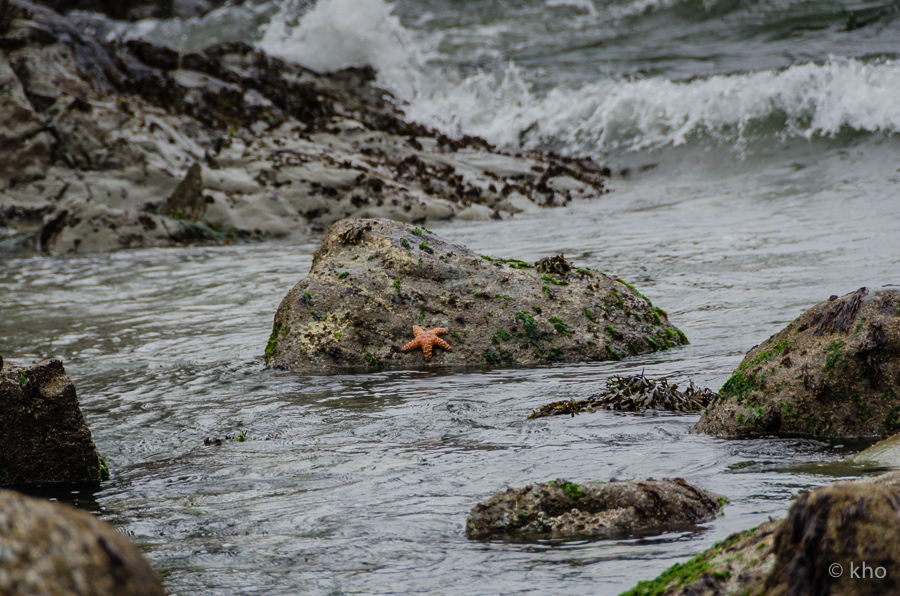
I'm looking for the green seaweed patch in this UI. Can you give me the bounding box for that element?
[719,369,758,403]
[499,258,532,269]
[562,482,585,500]
[393,279,401,295]
[647,337,659,351]
[541,275,569,286]
[365,351,375,365]
[484,351,518,366]
[576,268,593,277]
[533,306,542,314]
[98,455,110,481]
[401,238,411,250]
[549,317,572,336]
[621,529,750,596]
[547,346,564,362]
[651,309,663,325]
[516,311,548,351]
[338,271,349,280]
[419,242,434,254]
[584,308,596,322]
[302,292,313,308]
[18,370,26,385]
[496,294,514,302]
[617,279,652,306]
[605,325,620,337]
[265,322,282,364]
[491,330,513,345]
[542,286,554,298]
[480,255,493,262]
[676,329,689,345]
[412,228,425,238]
[606,345,622,360]
[474,291,490,299]
[451,331,465,344]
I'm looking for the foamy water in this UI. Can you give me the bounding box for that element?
[255,0,900,155]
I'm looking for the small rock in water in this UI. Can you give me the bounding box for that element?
[466,477,724,542]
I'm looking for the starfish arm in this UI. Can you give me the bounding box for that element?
[402,338,421,352]
[434,337,452,352]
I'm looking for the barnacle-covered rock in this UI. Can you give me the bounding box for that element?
[466,478,723,542]
[693,286,900,440]
[0,358,105,485]
[528,373,715,418]
[267,218,688,372]
[624,471,900,596]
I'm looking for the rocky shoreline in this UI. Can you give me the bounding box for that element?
[3,1,900,593]
[0,0,609,254]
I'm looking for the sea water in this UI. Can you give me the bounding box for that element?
[3,0,900,594]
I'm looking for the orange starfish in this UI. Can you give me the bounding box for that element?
[402,325,452,361]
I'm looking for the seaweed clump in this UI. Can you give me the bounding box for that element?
[528,372,716,419]
[534,255,571,275]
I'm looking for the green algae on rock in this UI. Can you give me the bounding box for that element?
[623,471,900,596]
[266,218,687,372]
[693,286,900,441]
[466,478,723,542]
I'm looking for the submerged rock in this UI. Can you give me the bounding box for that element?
[0,358,106,485]
[466,478,723,542]
[0,488,164,595]
[267,218,687,372]
[0,0,610,254]
[693,286,900,441]
[624,472,900,596]
[528,373,715,418]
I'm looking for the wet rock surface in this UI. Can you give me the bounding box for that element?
[267,218,687,372]
[466,478,723,542]
[693,286,900,441]
[0,488,165,595]
[0,358,104,485]
[528,372,716,418]
[0,0,610,254]
[625,472,900,596]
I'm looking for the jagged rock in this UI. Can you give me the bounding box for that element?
[0,0,610,253]
[692,286,900,440]
[0,358,105,485]
[624,472,900,596]
[0,488,164,595]
[466,478,723,542]
[266,218,687,372]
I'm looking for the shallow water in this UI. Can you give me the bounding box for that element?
[5,0,900,592]
[2,136,898,594]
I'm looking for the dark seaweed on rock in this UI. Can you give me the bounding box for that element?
[528,373,716,418]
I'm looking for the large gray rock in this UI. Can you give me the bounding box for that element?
[693,286,900,441]
[0,358,105,485]
[0,488,165,595]
[466,478,723,542]
[624,472,900,596]
[267,218,687,372]
[0,0,610,254]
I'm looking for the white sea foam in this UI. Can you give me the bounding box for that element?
[257,0,900,155]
